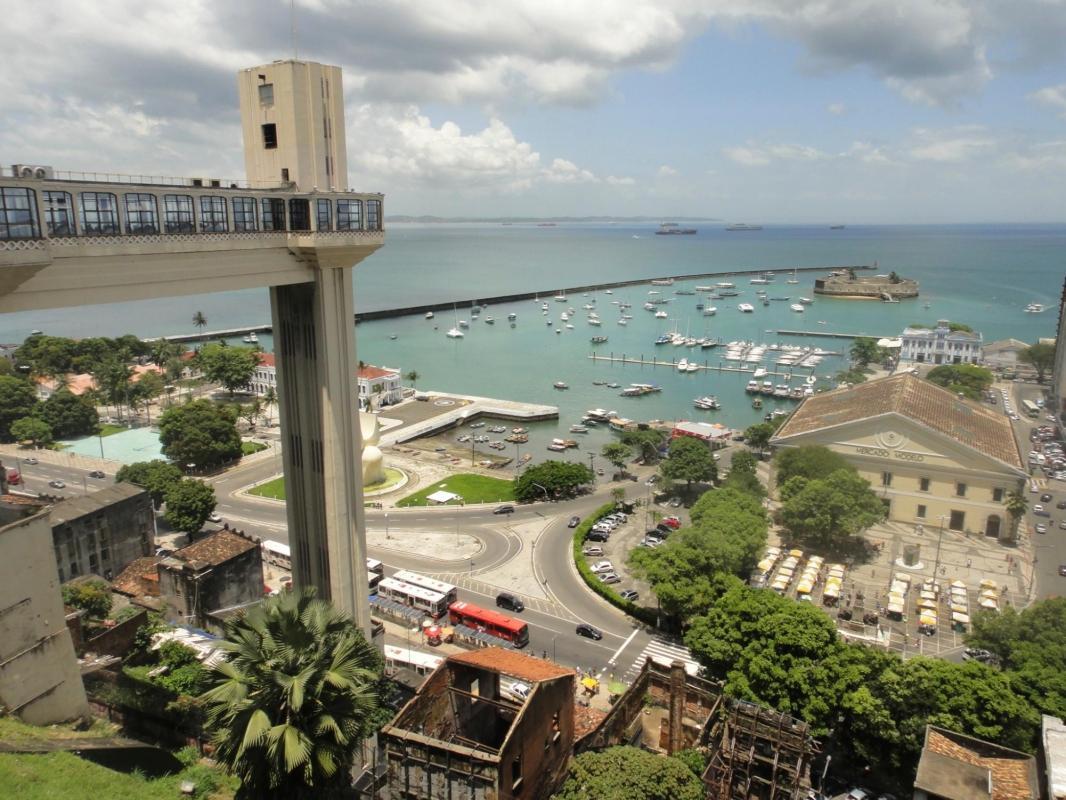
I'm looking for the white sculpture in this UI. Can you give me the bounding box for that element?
[360,411,385,486]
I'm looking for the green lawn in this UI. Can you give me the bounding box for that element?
[249,475,286,501]
[96,423,128,437]
[397,474,514,507]
[241,441,268,455]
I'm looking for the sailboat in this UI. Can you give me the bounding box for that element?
[786,269,799,285]
[446,304,465,338]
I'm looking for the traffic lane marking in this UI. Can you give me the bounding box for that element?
[607,628,641,665]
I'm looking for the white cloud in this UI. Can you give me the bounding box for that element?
[724,143,827,166]
[1029,84,1066,118]
[844,141,892,165]
[541,158,598,184]
[605,175,636,186]
[827,102,846,115]
[657,165,679,177]
[1003,140,1066,171]
[908,127,995,162]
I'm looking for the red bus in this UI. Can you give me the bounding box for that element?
[448,601,529,648]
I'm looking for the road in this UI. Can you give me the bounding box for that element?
[7,457,113,498]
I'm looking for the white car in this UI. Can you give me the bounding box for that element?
[583,546,605,557]
[590,560,614,573]
[208,511,223,523]
[505,681,531,700]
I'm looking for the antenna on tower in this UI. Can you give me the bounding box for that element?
[290,0,298,60]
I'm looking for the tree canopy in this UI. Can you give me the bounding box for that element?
[10,416,53,447]
[659,436,717,495]
[554,746,705,800]
[0,375,39,442]
[62,579,114,619]
[117,459,184,507]
[159,400,242,469]
[196,343,259,395]
[201,589,382,800]
[513,460,594,502]
[774,445,852,485]
[925,363,994,400]
[619,428,666,463]
[779,469,886,551]
[41,388,99,438]
[850,337,885,368]
[163,478,217,534]
[1019,342,1055,384]
[600,442,632,476]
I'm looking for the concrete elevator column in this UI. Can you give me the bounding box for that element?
[270,265,371,635]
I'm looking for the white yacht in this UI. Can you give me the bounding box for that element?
[790,303,805,312]
[458,319,469,328]
[702,306,717,316]
[738,303,755,313]
[799,297,813,304]
[786,269,799,285]
[446,327,464,339]
[554,291,567,302]
[425,311,434,319]
[1026,303,1045,313]
[693,395,720,410]
[242,331,259,344]
[753,367,768,378]
[677,358,689,372]
[655,310,669,318]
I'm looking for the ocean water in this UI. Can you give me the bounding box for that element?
[2,223,1062,461]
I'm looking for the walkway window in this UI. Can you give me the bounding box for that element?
[262,123,278,149]
[163,195,195,233]
[124,193,159,234]
[258,83,274,105]
[289,198,310,231]
[316,198,332,231]
[916,504,927,518]
[232,197,258,231]
[949,510,965,531]
[367,199,381,230]
[919,476,930,492]
[0,187,39,239]
[43,191,75,236]
[993,487,1004,502]
[881,472,892,487]
[956,482,966,497]
[261,198,286,231]
[200,196,228,232]
[336,199,362,230]
[79,191,119,235]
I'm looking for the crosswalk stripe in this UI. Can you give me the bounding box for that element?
[621,636,700,681]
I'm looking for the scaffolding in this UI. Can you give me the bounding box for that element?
[704,699,817,800]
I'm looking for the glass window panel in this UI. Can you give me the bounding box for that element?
[289,198,310,231]
[261,198,286,231]
[79,191,119,235]
[316,198,332,231]
[367,199,381,230]
[43,191,75,236]
[163,195,195,233]
[0,187,40,239]
[199,195,228,232]
[232,196,258,231]
[258,83,274,105]
[336,199,362,231]
[124,193,159,234]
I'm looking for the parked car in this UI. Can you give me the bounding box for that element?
[568,515,581,528]
[505,681,531,701]
[597,572,621,584]
[962,647,995,663]
[88,470,105,479]
[208,511,223,523]
[619,589,639,602]
[48,479,65,489]
[1037,523,1048,534]
[493,504,515,515]
[661,517,681,529]
[586,530,609,542]
[23,457,38,465]
[1057,500,1066,510]
[1034,505,1051,517]
[1041,493,1053,502]
[590,560,614,574]
[496,592,525,613]
[582,546,605,557]
[576,623,603,640]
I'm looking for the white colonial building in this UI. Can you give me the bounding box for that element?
[899,320,982,365]
[250,352,402,410]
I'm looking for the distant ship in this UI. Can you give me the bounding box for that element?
[655,222,697,235]
[726,223,763,231]
[830,224,846,230]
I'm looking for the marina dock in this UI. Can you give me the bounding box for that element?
[588,348,840,379]
[776,329,891,340]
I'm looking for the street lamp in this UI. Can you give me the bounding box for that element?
[587,452,595,479]
[531,482,550,502]
[385,512,390,540]
[934,514,948,578]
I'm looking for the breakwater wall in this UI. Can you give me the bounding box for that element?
[154,264,875,343]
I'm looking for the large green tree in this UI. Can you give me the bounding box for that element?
[1004,489,1028,543]
[619,428,666,464]
[925,363,994,400]
[159,399,242,469]
[779,469,885,550]
[197,343,258,395]
[513,460,594,502]
[850,336,885,368]
[1019,342,1055,383]
[0,375,39,442]
[659,436,718,496]
[9,416,53,447]
[163,478,217,534]
[743,422,777,452]
[41,388,98,438]
[600,442,632,477]
[773,445,852,485]
[200,589,382,800]
[117,459,184,507]
[554,746,704,800]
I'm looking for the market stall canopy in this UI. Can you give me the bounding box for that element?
[426,490,460,504]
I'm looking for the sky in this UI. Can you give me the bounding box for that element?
[2,0,1066,222]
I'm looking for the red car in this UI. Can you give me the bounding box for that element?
[661,516,681,529]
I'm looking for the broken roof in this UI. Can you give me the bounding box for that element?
[112,556,161,598]
[170,529,258,568]
[49,482,150,525]
[772,373,1023,471]
[917,726,1038,800]
[447,647,575,683]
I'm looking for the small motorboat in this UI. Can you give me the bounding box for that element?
[554,381,569,390]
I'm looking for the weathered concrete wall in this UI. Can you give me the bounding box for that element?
[814,276,919,299]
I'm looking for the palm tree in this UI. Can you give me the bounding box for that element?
[404,369,419,389]
[200,589,381,799]
[192,311,207,333]
[263,387,278,426]
[1005,489,1028,543]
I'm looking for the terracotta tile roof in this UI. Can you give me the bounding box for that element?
[773,373,1024,470]
[172,530,258,567]
[358,365,398,381]
[112,556,161,597]
[257,352,276,368]
[921,726,1038,800]
[447,647,575,683]
[573,704,607,741]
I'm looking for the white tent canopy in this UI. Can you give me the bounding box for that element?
[426,490,460,504]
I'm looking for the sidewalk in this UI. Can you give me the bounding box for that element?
[0,444,119,473]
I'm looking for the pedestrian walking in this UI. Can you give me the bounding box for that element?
[966,558,972,568]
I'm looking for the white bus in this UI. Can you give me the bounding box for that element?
[392,569,458,605]
[1022,399,1040,418]
[366,558,384,576]
[377,577,450,618]
[384,644,444,677]
[262,540,291,571]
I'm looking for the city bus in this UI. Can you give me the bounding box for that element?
[448,600,530,648]
[366,558,384,576]
[261,540,292,571]
[377,577,450,618]
[383,644,444,677]
[392,570,458,605]
[1022,400,1040,418]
